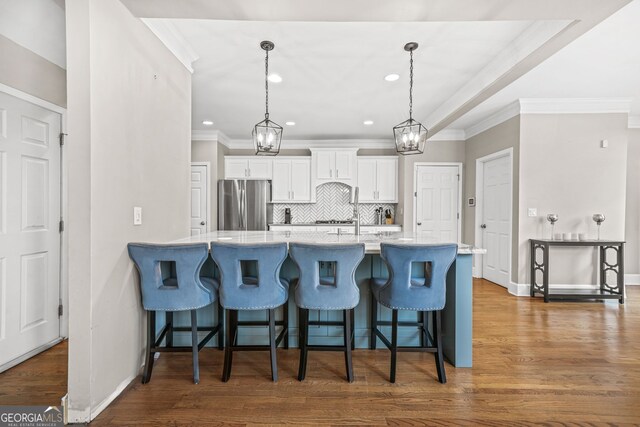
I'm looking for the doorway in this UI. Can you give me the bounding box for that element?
[475,148,513,288]
[413,163,462,242]
[190,162,210,237]
[0,90,64,371]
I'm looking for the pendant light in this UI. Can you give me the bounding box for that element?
[252,40,282,156]
[393,42,428,155]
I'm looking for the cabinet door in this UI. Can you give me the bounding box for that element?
[315,151,334,180]
[225,158,248,179]
[271,159,292,202]
[290,159,311,201]
[376,158,398,202]
[334,151,354,180]
[357,159,378,202]
[247,158,272,179]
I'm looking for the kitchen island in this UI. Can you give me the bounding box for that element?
[170,231,484,367]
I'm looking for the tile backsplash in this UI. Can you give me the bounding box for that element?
[272,182,396,225]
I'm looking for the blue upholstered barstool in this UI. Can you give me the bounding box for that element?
[127,243,223,384]
[289,243,365,382]
[370,243,457,383]
[210,242,289,382]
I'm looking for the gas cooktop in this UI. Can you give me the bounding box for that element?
[315,219,354,224]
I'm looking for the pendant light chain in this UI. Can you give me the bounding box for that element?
[265,48,269,120]
[409,49,413,120]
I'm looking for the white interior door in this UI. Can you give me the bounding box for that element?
[481,155,511,287]
[415,165,459,242]
[0,91,61,371]
[190,164,208,237]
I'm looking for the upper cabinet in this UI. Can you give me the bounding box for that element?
[224,157,272,179]
[357,157,398,203]
[272,157,311,202]
[310,148,358,188]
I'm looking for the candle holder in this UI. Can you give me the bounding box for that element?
[592,214,605,240]
[546,214,559,239]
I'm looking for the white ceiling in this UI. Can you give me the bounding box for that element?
[450,0,640,132]
[135,0,630,142]
[171,19,536,140]
[0,0,66,69]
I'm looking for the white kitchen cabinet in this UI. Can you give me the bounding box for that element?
[271,157,311,202]
[310,148,358,187]
[356,157,398,202]
[224,157,272,179]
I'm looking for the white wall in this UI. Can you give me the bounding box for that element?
[66,0,191,422]
[626,128,640,276]
[519,113,628,285]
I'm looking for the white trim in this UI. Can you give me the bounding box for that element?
[464,98,634,140]
[626,274,640,285]
[428,129,466,141]
[0,337,63,373]
[141,19,199,73]
[628,116,640,129]
[191,162,211,233]
[519,98,632,114]
[0,83,66,114]
[412,162,463,243]
[508,281,530,297]
[89,371,138,421]
[475,148,513,286]
[465,101,521,140]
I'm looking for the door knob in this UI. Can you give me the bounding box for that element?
[417,222,422,226]
[480,224,487,229]
[200,221,206,226]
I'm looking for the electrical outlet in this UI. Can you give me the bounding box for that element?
[528,208,537,217]
[133,207,142,225]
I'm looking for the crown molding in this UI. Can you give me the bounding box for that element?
[232,138,395,150]
[191,130,232,146]
[464,98,634,139]
[428,129,466,141]
[628,115,640,129]
[141,19,199,73]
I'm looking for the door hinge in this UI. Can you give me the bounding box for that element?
[457,174,460,181]
[58,303,63,317]
[414,192,417,197]
[59,132,67,146]
[59,219,65,233]
[457,213,460,219]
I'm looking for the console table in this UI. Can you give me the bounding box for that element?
[530,239,625,303]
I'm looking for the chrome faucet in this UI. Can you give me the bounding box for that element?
[352,186,360,235]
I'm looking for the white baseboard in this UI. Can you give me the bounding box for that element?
[0,337,63,373]
[90,371,139,421]
[509,282,530,296]
[625,274,640,285]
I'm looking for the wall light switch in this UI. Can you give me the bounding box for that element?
[528,208,537,217]
[133,207,142,225]
[601,139,609,148]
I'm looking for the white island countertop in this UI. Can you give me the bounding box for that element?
[173,230,485,255]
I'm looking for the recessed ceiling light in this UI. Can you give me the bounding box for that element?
[384,73,400,82]
[363,120,374,125]
[285,121,296,126]
[267,73,282,83]
[202,120,214,126]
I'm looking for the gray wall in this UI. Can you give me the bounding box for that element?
[518,113,628,285]
[0,34,66,107]
[66,0,191,421]
[625,129,640,275]
[464,116,520,282]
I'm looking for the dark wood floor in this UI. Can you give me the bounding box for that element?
[2,280,639,425]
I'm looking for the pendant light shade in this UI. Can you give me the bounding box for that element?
[253,41,282,156]
[393,42,428,155]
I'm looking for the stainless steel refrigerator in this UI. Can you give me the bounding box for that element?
[218,180,272,230]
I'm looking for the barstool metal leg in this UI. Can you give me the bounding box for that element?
[222,309,233,382]
[283,301,289,349]
[390,309,398,383]
[142,310,156,384]
[419,311,425,348]
[190,309,200,384]
[350,309,355,350]
[370,295,378,350]
[165,311,173,348]
[433,310,446,384]
[268,308,278,382]
[344,309,354,382]
[217,301,224,350]
[298,308,308,381]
